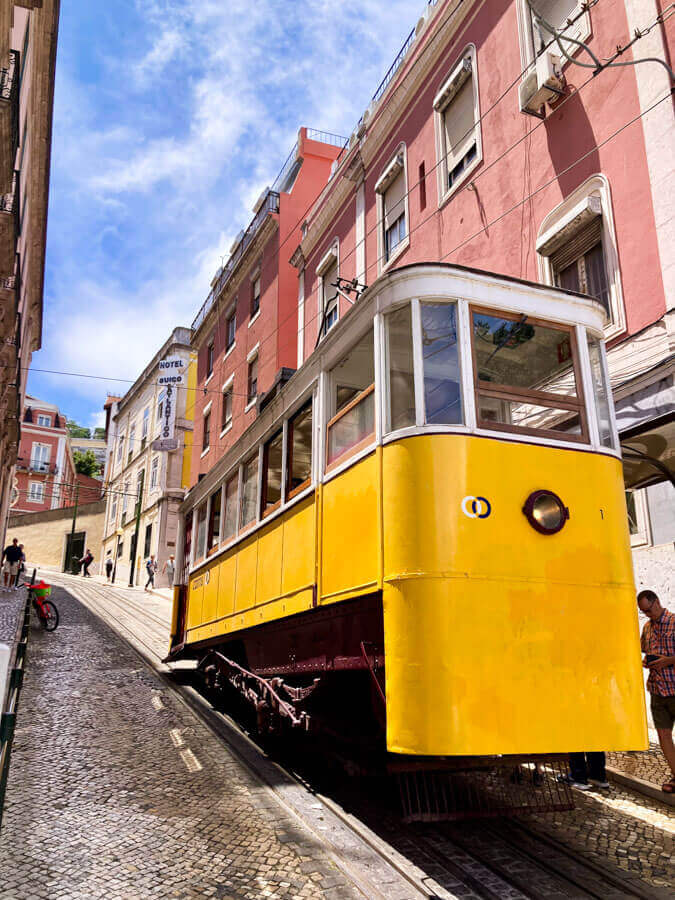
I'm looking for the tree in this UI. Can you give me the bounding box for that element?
[73,449,101,477]
[67,419,91,439]
[93,427,106,440]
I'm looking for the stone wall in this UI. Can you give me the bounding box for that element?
[7,501,106,571]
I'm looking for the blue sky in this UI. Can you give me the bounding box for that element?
[27,0,427,430]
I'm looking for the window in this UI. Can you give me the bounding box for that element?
[386,305,416,431]
[223,473,238,541]
[221,383,233,432]
[376,152,407,264]
[434,50,480,200]
[156,390,166,431]
[37,414,50,427]
[141,407,149,448]
[226,309,236,351]
[537,177,624,338]
[262,431,283,516]
[206,341,214,378]
[419,162,426,211]
[518,0,591,67]
[28,481,44,503]
[202,410,211,452]
[247,356,258,405]
[626,489,651,547]
[286,401,312,498]
[586,334,615,448]
[421,302,463,425]
[117,434,124,463]
[207,487,222,551]
[195,502,207,563]
[316,245,339,338]
[110,494,118,523]
[128,425,136,463]
[250,276,261,319]
[240,454,259,529]
[144,524,152,559]
[150,456,159,489]
[327,328,375,467]
[471,308,586,441]
[30,443,50,472]
[122,480,130,518]
[136,469,145,510]
[117,540,124,559]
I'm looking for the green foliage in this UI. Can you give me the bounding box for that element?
[73,449,101,477]
[67,419,91,439]
[93,427,106,440]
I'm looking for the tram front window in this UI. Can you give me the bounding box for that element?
[327,328,375,466]
[587,334,615,448]
[421,302,463,424]
[385,305,415,430]
[471,309,586,441]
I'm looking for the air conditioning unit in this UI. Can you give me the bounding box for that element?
[519,51,564,118]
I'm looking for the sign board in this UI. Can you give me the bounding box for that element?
[158,373,185,386]
[159,381,177,444]
[151,438,179,452]
[158,356,186,372]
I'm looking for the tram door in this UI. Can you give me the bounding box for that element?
[64,531,85,574]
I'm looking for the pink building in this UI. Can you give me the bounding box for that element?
[11,396,101,513]
[189,128,345,483]
[289,0,673,587]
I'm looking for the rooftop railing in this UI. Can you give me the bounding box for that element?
[371,1,438,105]
[271,128,347,195]
[192,190,280,332]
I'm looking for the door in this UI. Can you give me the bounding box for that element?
[64,531,86,573]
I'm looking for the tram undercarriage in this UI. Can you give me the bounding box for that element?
[173,593,574,819]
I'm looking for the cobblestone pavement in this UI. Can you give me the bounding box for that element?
[610,747,672,787]
[519,781,674,888]
[0,586,365,900]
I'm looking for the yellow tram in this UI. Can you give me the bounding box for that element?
[168,264,647,763]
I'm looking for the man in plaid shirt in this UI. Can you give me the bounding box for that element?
[638,589,675,793]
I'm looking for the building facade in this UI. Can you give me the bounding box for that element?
[101,328,194,586]
[189,128,345,484]
[0,1,60,547]
[287,0,673,589]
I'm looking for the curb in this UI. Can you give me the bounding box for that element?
[607,765,675,808]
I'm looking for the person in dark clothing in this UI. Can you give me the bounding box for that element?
[80,549,94,577]
[145,555,157,592]
[566,752,609,790]
[105,551,113,582]
[2,538,22,590]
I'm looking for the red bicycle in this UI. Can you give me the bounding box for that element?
[23,579,59,631]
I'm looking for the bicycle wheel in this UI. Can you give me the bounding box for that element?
[40,600,59,632]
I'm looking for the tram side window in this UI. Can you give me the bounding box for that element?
[587,334,615,448]
[385,305,415,431]
[286,401,312,498]
[222,473,238,541]
[327,328,375,467]
[421,302,463,424]
[262,430,283,516]
[207,487,222,552]
[195,502,207,563]
[471,308,586,441]
[240,453,259,529]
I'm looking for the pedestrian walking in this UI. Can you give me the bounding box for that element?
[563,752,609,790]
[145,554,158,592]
[638,589,675,794]
[16,543,26,587]
[80,548,94,577]
[105,551,113,582]
[1,538,22,591]
[162,554,175,588]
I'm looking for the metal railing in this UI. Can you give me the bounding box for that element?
[192,190,280,332]
[0,577,32,829]
[371,1,438,105]
[271,129,347,195]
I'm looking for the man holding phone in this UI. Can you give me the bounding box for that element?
[638,589,675,794]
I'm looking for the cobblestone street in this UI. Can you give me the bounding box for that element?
[0,586,364,900]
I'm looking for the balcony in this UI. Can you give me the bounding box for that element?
[192,190,280,333]
[16,457,57,474]
[0,172,18,277]
[0,51,18,195]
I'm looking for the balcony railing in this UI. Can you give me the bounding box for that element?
[192,190,280,332]
[0,51,19,184]
[16,458,57,474]
[271,129,347,195]
[371,1,438,105]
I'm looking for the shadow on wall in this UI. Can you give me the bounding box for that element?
[546,83,600,196]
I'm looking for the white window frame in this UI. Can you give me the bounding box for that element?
[201,401,212,457]
[31,442,50,471]
[220,374,234,436]
[122,480,130,514]
[316,242,340,342]
[433,45,482,208]
[141,406,149,440]
[375,144,410,275]
[117,434,125,464]
[249,272,261,326]
[536,174,625,340]
[516,0,591,74]
[109,493,118,523]
[224,304,237,357]
[626,488,652,548]
[205,339,215,384]
[37,414,50,427]
[28,481,44,503]
[150,455,159,490]
[128,424,136,461]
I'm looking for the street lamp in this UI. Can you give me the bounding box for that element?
[111,528,124,584]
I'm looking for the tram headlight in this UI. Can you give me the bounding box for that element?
[523,490,569,535]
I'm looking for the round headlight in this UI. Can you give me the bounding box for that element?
[523,490,569,535]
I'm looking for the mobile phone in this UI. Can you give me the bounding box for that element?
[645,654,660,665]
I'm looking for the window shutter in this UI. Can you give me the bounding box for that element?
[323,259,338,306]
[550,218,603,274]
[443,77,475,172]
[532,0,584,53]
[384,169,406,231]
